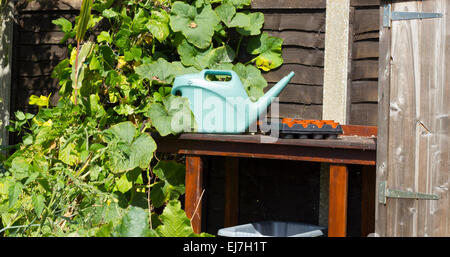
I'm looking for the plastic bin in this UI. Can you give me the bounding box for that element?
[217,221,327,237]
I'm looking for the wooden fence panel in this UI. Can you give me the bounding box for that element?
[349,4,380,126]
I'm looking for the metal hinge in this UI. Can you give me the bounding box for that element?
[378,181,440,204]
[383,4,443,28]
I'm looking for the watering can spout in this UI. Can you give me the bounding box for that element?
[256,71,295,111]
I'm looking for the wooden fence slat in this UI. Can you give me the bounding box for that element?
[16,45,68,61]
[265,83,323,105]
[351,0,380,7]
[263,12,326,32]
[416,0,449,237]
[266,30,325,49]
[263,64,324,85]
[350,103,378,126]
[251,0,326,9]
[352,60,379,80]
[16,0,82,12]
[18,13,77,32]
[19,31,67,45]
[17,60,62,76]
[268,103,322,120]
[351,81,378,103]
[355,31,380,41]
[353,41,379,60]
[281,47,324,67]
[18,76,59,90]
[354,8,380,34]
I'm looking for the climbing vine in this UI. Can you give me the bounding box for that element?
[0,0,283,236]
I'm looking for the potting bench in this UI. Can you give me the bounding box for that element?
[155,125,377,237]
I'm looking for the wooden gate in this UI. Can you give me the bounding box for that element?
[376,0,449,236]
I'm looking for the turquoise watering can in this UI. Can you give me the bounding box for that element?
[171,69,295,133]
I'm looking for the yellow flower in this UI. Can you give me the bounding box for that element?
[255,57,272,72]
[29,94,51,108]
[42,119,53,127]
[117,56,127,69]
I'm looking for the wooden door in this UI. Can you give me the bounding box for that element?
[376,0,449,236]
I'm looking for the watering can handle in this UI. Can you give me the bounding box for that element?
[202,69,236,82]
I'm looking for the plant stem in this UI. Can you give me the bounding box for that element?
[0,224,40,234]
[74,40,81,105]
[244,56,257,66]
[235,35,243,58]
[146,166,152,229]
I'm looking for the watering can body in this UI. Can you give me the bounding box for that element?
[171,69,295,133]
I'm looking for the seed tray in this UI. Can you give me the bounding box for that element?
[278,118,343,139]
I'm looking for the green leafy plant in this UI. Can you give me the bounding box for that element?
[0,0,284,237]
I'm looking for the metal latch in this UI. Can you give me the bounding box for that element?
[383,4,443,28]
[378,181,440,204]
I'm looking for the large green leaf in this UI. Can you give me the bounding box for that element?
[116,174,133,194]
[112,206,158,237]
[177,40,234,70]
[106,122,157,174]
[97,31,112,44]
[232,63,268,101]
[52,18,72,33]
[8,182,23,208]
[247,32,283,71]
[124,46,142,62]
[135,58,176,84]
[135,58,199,84]
[87,94,107,118]
[145,95,196,136]
[51,59,71,81]
[114,28,132,49]
[131,8,150,34]
[109,121,136,144]
[215,2,236,26]
[52,18,75,43]
[31,194,45,217]
[102,8,119,19]
[150,160,186,208]
[236,12,264,36]
[226,0,251,8]
[35,126,58,147]
[99,45,116,69]
[169,2,219,49]
[171,61,201,76]
[156,200,195,237]
[153,160,185,186]
[93,0,114,12]
[147,10,170,42]
[58,141,80,166]
[150,181,166,208]
[129,133,157,169]
[10,156,31,180]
